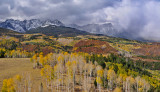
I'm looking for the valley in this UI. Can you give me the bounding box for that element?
[1,0,160,91]
[0,26,160,92]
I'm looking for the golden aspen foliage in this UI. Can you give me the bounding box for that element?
[53,64,58,72]
[66,61,72,68]
[15,75,22,82]
[58,79,62,82]
[40,65,53,81]
[107,69,116,80]
[47,53,53,61]
[116,75,123,87]
[71,52,77,58]
[66,61,73,78]
[105,62,112,69]
[26,52,159,91]
[10,50,15,56]
[57,55,64,63]
[57,56,61,62]
[64,52,68,55]
[113,87,122,92]
[96,77,103,85]
[97,69,104,77]
[43,56,48,65]
[72,61,77,66]
[39,52,44,57]
[30,54,37,62]
[33,54,37,61]
[39,52,45,66]
[2,78,15,92]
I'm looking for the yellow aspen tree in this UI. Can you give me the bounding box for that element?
[53,64,59,91]
[4,50,10,58]
[15,75,22,92]
[113,87,122,92]
[64,52,68,56]
[43,56,48,65]
[135,76,141,92]
[2,78,15,92]
[77,57,85,90]
[64,52,69,66]
[107,69,116,91]
[30,54,38,68]
[85,63,94,92]
[10,50,16,58]
[125,76,136,92]
[39,83,43,92]
[57,55,64,63]
[47,53,53,65]
[141,79,150,92]
[116,74,123,88]
[66,61,73,92]
[96,66,104,92]
[82,61,89,91]
[71,60,77,92]
[137,78,150,92]
[103,69,108,88]
[41,65,53,88]
[39,52,44,66]
[25,74,32,92]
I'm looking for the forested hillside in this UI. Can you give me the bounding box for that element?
[26,25,90,37]
[0,28,159,92]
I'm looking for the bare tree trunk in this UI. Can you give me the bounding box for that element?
[125,81,127,92]
[39,83,43,92]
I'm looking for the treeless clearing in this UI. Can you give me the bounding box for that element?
[74,40,117,54]
[57,38,74,45]
[0,58,47,92]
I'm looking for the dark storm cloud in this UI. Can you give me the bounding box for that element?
[0,0,120,23]
[0,0,160,41]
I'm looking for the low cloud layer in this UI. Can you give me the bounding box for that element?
[104,0,160,41]
[0,0,160,41]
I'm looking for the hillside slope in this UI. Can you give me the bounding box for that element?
[26,25,90,37]
[74,40,117,54]
[0,27,19,35]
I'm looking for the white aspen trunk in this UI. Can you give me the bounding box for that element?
[99,84,101,92]
[137,82,138,92]
[51,82,53,92]
[62,74,63,91]
[28,76,31,92]
[125,81,127,92]
[80,71,82,90]
[123,81,125,91]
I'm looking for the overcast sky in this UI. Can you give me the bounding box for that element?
[0,0,160,41]
[0,0,120,24]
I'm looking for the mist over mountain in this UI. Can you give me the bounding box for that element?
[0,0,160,41]
[0,18,159,42]
[68,23,118,37]
[0,18,119,38]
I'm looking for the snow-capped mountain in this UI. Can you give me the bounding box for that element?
[68,23,118,36]
[0,19,64,32]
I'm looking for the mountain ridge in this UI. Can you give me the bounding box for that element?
[0,19,64,33]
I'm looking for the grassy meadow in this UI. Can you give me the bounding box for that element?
[0,58,48,92]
